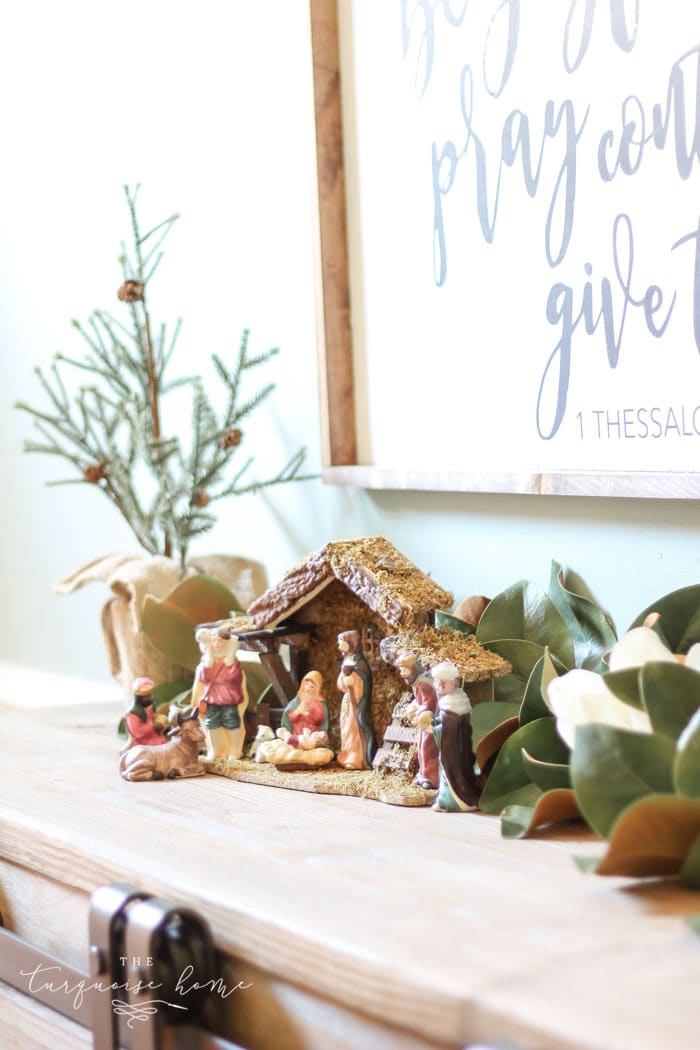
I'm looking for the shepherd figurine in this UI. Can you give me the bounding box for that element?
[191,626,249,762]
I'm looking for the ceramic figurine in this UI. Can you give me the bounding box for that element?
[120,708,205,781]
[336,630,375,770]
[396,651,440,790]
[123,676,168,750]
[281,671,330,744]
[417,661,480,813]
[254,673,333,768]
[191,626,249,761]
[248,724,276,760]
[254,724,334,768]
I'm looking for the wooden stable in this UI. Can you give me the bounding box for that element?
[2,666,700,1050]
[245,537,455,750]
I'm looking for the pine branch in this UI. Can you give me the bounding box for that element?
[17,190,313,565]
[158,317,182,379]
[241,346,280,369]
[91,313,144,379]
[54,352,132,397]
[229,383,276,424]
[216,447,312,499]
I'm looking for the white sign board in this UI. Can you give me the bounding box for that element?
[335,1,700,488]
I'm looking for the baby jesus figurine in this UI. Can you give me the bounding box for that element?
[253,671,332,767]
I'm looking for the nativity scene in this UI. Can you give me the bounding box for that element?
[196,537,511,807]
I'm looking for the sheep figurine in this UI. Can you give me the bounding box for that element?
[120,709,205,782]
[247,724,276,761]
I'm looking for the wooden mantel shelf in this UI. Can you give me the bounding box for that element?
[0,665,699,1050]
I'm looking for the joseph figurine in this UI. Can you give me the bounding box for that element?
[336,630,375,770]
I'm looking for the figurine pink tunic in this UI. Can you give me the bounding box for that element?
[288,697,327,744]
[413,675,440,789]
[197,658,244,705]
[193,626,249,762]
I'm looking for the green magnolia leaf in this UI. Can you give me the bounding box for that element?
[574,855,601,874]
[477,580,574,667]
[153,679,193,709]
[479,717,568,814]
[519,655,551,725]
[470,701,521,747]
[548,561,617,670]
[142,598,201,669]
[629,584,700,653]
[685,913,700,936]
[521,749,571,791]
[571,725,676,838]
[475,716,520,773]
[603,667,644,709]
[641,662,700,740]
[679,833,700,889]
[520,648,567,725]
[501,788,581,839]
[434,609,475,636]
[161,573,241,622]
[582,794,700,879]
[141,574,241,670]
[240,660,273,708]
[255,682,275,708]
[480,639,545,702]
[674,708,700,798]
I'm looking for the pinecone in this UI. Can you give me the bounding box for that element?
[117,279,144,303]
[84,461,107,483]
[219,427,243,449]
[193,489,210,508]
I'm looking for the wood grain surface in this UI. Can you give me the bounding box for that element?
[309,0,357,469]
[1,674,699,1049]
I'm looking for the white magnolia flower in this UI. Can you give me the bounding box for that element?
[546,669,652,749]
[546,626,700,749]
[607,626,678,672]
[685,643,700,673]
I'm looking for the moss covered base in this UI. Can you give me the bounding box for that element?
[204,757,436,807]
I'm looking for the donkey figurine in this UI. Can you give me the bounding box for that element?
[120,708,205,782]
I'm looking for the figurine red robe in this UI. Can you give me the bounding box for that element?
[125,703,164,748]
[412,675,440,789]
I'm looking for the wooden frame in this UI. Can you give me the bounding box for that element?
[309,1,700,498]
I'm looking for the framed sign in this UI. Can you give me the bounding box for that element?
[310,0,700,496]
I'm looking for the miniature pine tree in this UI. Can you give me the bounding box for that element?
[16,185,312,567]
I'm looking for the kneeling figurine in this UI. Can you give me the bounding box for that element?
[120,709,205,782]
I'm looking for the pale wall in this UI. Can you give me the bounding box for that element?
[1,2,698,686]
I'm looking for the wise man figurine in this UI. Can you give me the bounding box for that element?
[123,676,167,750]
[396,650,440,790]
[418,661,480,812]
[191,626,249,761]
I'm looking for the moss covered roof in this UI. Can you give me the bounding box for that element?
[247,536,454,630]
[391,625,511,683]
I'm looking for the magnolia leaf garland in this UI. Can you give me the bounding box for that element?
[465,566,700,886]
